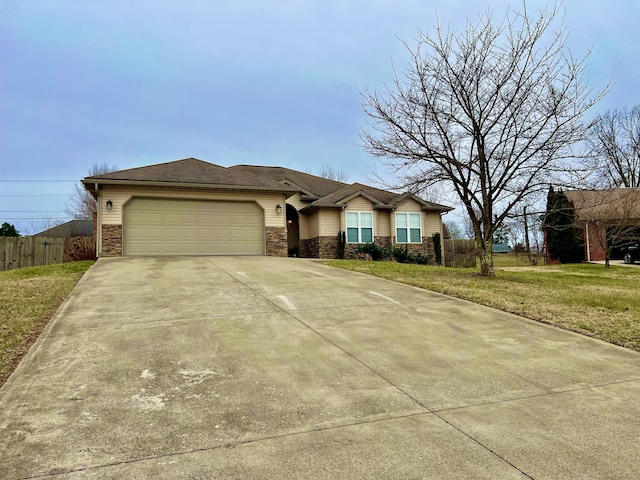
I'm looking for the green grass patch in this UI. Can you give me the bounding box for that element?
[0,261,94,386]
[327,260,640,352]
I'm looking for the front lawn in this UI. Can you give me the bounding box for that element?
[0,261,94,387]
[327,260,640,352]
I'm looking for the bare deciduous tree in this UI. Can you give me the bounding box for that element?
[586,106,640,188]
[443,221,464,239]
[318,165,349,183]
[67,163,118,220]
[360,3,606,276]
[506,206,545,265]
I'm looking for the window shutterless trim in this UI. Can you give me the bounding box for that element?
[395,212,422,244]
[346,211,374,243]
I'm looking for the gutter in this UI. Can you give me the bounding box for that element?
[81,179,298,197]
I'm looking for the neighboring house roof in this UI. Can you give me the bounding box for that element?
[565,188,640,223]
[34,220,93,237]
[82,158,298,196]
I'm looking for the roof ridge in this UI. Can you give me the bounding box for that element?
[84,157,209,179]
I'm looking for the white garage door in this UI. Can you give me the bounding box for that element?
[123,198,264,256]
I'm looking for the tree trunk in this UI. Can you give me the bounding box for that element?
[478,239,495,277]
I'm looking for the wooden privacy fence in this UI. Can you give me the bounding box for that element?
[443,239,477,268]
[0,236,93,271]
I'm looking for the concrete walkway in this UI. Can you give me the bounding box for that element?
[1,256,639,479]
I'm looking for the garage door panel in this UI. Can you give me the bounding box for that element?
[123,198,264,256]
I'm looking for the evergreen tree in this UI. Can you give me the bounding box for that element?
[544,186,583,263]
[0,222,20,237]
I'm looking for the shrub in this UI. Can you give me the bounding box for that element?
[391,246,410,263]
[391,246,430,265]
[338,231,346,259]
[409,253,430,265]
[355,242,389,261]
[433,233,442,265]
[65,236,96,261]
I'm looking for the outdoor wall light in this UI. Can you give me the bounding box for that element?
[276,204,282,214]
[106,200,113,211]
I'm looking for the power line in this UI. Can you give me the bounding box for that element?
[1,217,70,221]
[0,194,68,197]
[0,180,76,182]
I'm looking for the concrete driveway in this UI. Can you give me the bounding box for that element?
[1,257,639,479]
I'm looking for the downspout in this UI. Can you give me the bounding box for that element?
[96,183,102,257]
[440,212,451,267]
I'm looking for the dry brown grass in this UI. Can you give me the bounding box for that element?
[0,261,93,386]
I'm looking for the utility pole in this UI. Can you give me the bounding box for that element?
[524,206,531,252]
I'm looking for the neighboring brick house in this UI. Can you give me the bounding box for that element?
[83,158,452,260]
[564,188,640,262]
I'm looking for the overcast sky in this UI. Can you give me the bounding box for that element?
[1,0,638,234]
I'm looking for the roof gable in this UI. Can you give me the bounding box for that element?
[303,183,453,213]
[390,192,452,212]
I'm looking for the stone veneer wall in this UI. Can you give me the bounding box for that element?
[101,224,123,257]
[318,236,339,259]
[344,236,391,258]
[294,235,436,262]
[376,236,391,250]
[299,238,318,258]
[299,236,339,258]
[265,227,288,257]
[401,236,436,263]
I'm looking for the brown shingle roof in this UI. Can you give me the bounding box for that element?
[306,183,397,207]
[230,165,348,198]
[81,158,453,213]
[565,188,640,222]
[303,183,453,212]
[230,166,452,212]
[34,220,93,237]
[82,158,296,192]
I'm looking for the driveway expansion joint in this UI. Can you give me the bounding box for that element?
[22,411,433,479]
[432,377,640,414]
[6,257,640,479]
[211,259,537,480]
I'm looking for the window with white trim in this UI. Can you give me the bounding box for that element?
[346,211,373,243]
[396,212,421,243]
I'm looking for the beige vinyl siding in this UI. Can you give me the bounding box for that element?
[424,212,443,237]
[377,211,391,237]
[99,187,287,227]
[318,209,340,236]
[345,196,373,211]
[298,215,308,240]
[395,198,422,214]
[285,192,305,210]
[307,211,319,239]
